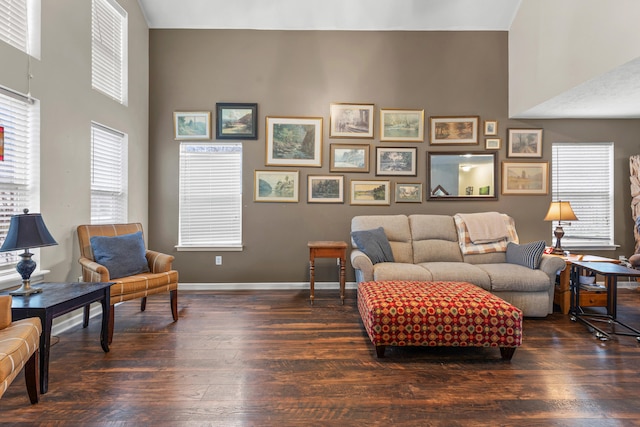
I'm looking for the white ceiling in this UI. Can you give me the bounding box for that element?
[137,0,640,119]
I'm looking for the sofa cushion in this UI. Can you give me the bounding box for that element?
[352,215,413,263]
[372,263,433,281]
[351,227,395,264]
[409,215,463,263]
[90,231,150,279]
[475,263,552,292]
[418,262,492,290]
[506,240,545,269]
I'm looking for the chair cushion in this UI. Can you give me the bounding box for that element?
[0,317,41,398]
[90,231,150,279]
[506,240,545,269]
[351,227,395,264]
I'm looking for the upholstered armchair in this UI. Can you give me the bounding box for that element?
[0,295,41,403]
[76,223,178,344]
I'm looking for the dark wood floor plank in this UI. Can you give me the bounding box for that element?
[1,288,640,425]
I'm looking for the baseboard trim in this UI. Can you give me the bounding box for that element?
[177,281,358,291]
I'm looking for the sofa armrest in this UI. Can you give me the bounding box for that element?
[539,254,566,282]
[78,256,110,282]
[146,250,175,273]
[0,295,11,329]
[351,249,374,282]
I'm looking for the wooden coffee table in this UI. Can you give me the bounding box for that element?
[3,282,112,394]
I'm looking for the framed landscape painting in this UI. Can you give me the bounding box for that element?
[216,103,258,140]
[395,183,422,203]
[307,175,344,203]
[349,180,390,206]
[265,116,323,167]
[329,103,374,138]
[174,111,211,140]
[501,161,548,195]
[380,109,424,142]
[429,116,479,145]
[508,128,543,158]
[375,147,417,176]
[330,143,370,173]
[254,170,299,202]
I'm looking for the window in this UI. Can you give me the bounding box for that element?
[91,122,127,224]
[551,142,614,249]
[91,0,128,104]
[0,87,40,276]
[178,143,243,250]
[0,0,41,59]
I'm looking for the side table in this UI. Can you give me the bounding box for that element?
[553,254,619,314]
[308,241,347,305]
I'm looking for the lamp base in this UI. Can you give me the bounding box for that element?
[549,247,566,255]
[9,280,42,296]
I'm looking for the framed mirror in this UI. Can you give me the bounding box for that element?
[427,151,497,200]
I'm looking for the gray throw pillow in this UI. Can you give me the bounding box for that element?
[506,240,545,269]
[90,231,150,279]
[351,227,395,264]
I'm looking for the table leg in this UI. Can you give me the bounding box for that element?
[606,275,617,319]
[39,313,53,394]
[309,256,315,306]
[100,289,110,352]
[339,256,346,305]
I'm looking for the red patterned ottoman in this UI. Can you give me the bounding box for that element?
[357,281,522,360]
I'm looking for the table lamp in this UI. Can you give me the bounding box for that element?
[0,209,58,296]
[544,201,578,255]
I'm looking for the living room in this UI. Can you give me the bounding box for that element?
[1,0,640,424]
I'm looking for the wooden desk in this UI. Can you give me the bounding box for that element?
[553,254,618,314]
[4,282,112,394]
[308,241,347,305]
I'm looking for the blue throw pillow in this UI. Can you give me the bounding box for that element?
[506,240,545,269]
[90,231,150,279]
[351,227,395,265]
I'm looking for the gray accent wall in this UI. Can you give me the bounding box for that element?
[149,30,640,284]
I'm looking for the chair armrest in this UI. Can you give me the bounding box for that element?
[146,250,175,273]
[350,249,374,282]
[78,257,110,282]
[539,254,566,282]
[629,253,640,268]
[0,295,11,329]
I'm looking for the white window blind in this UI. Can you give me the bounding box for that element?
[0,0,41,59]
[91,122,127,224]
[178,143,243,250]
[0,88,39,275]
[551,142,614,248]
[91,0,128,104]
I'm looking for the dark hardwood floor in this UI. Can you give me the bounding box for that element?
[2,287,640,426]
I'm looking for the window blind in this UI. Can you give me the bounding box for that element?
[178,143,243,249]
[0,88,39,273]
[91,0,127,104]
[0,0,39,58]
[91,122,127,224]
[551,142,614,248]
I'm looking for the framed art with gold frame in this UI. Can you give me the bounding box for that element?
[265,116,323,167]
[329,103,374,138]
[501,161,548,195]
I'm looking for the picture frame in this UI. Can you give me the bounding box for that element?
[507,128,543,158]
[375,147,417,176]
[395,182,423,203]
[380,109,424,142]
[485,138,501,150]
[484,120,498,136]
[501,161,549,195]
[349,180,391,205]
[0,126,4,161]
[215,103,258,140]
[329,143,370,173]
[329,103,374,138]
[254,170,299,202]
[173,111,211,140]
[429,116,479,145]
[265,116,323,167]
[307,175,344,203]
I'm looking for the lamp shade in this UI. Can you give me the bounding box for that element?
[543,201,578,222]
[0,209,58,252]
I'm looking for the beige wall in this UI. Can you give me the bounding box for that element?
[0,0,149,283]
[149,30,640,284]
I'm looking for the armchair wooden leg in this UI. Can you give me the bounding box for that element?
[140,297,147,312]
[25,350,39,404]
[170,289,178,321]
[108,307,115,345]
[83,305,90,328]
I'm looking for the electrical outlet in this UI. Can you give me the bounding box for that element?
[215,256,222,265]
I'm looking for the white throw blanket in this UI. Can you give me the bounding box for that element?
[457,212,508,244]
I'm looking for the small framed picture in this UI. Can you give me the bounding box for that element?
[329,143,370,173]
[350,180,391,206]
[254,170,299,202]
[507,128,543,158]
[307,175,344,203]
[380,109,425,142]
[173,111,211,140]
[375,147,417,176]
[485,138,501,150]
[329,103,374,138]
[216,103,258,140]
[395,183,422,203]
[430,116,479,145]
[265,116,323,167]
[501,161,549,195]
[484,120,498,136]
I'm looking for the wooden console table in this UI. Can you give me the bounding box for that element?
[308,241,347,305]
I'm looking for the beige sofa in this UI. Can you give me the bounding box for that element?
[350,214,566,317]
